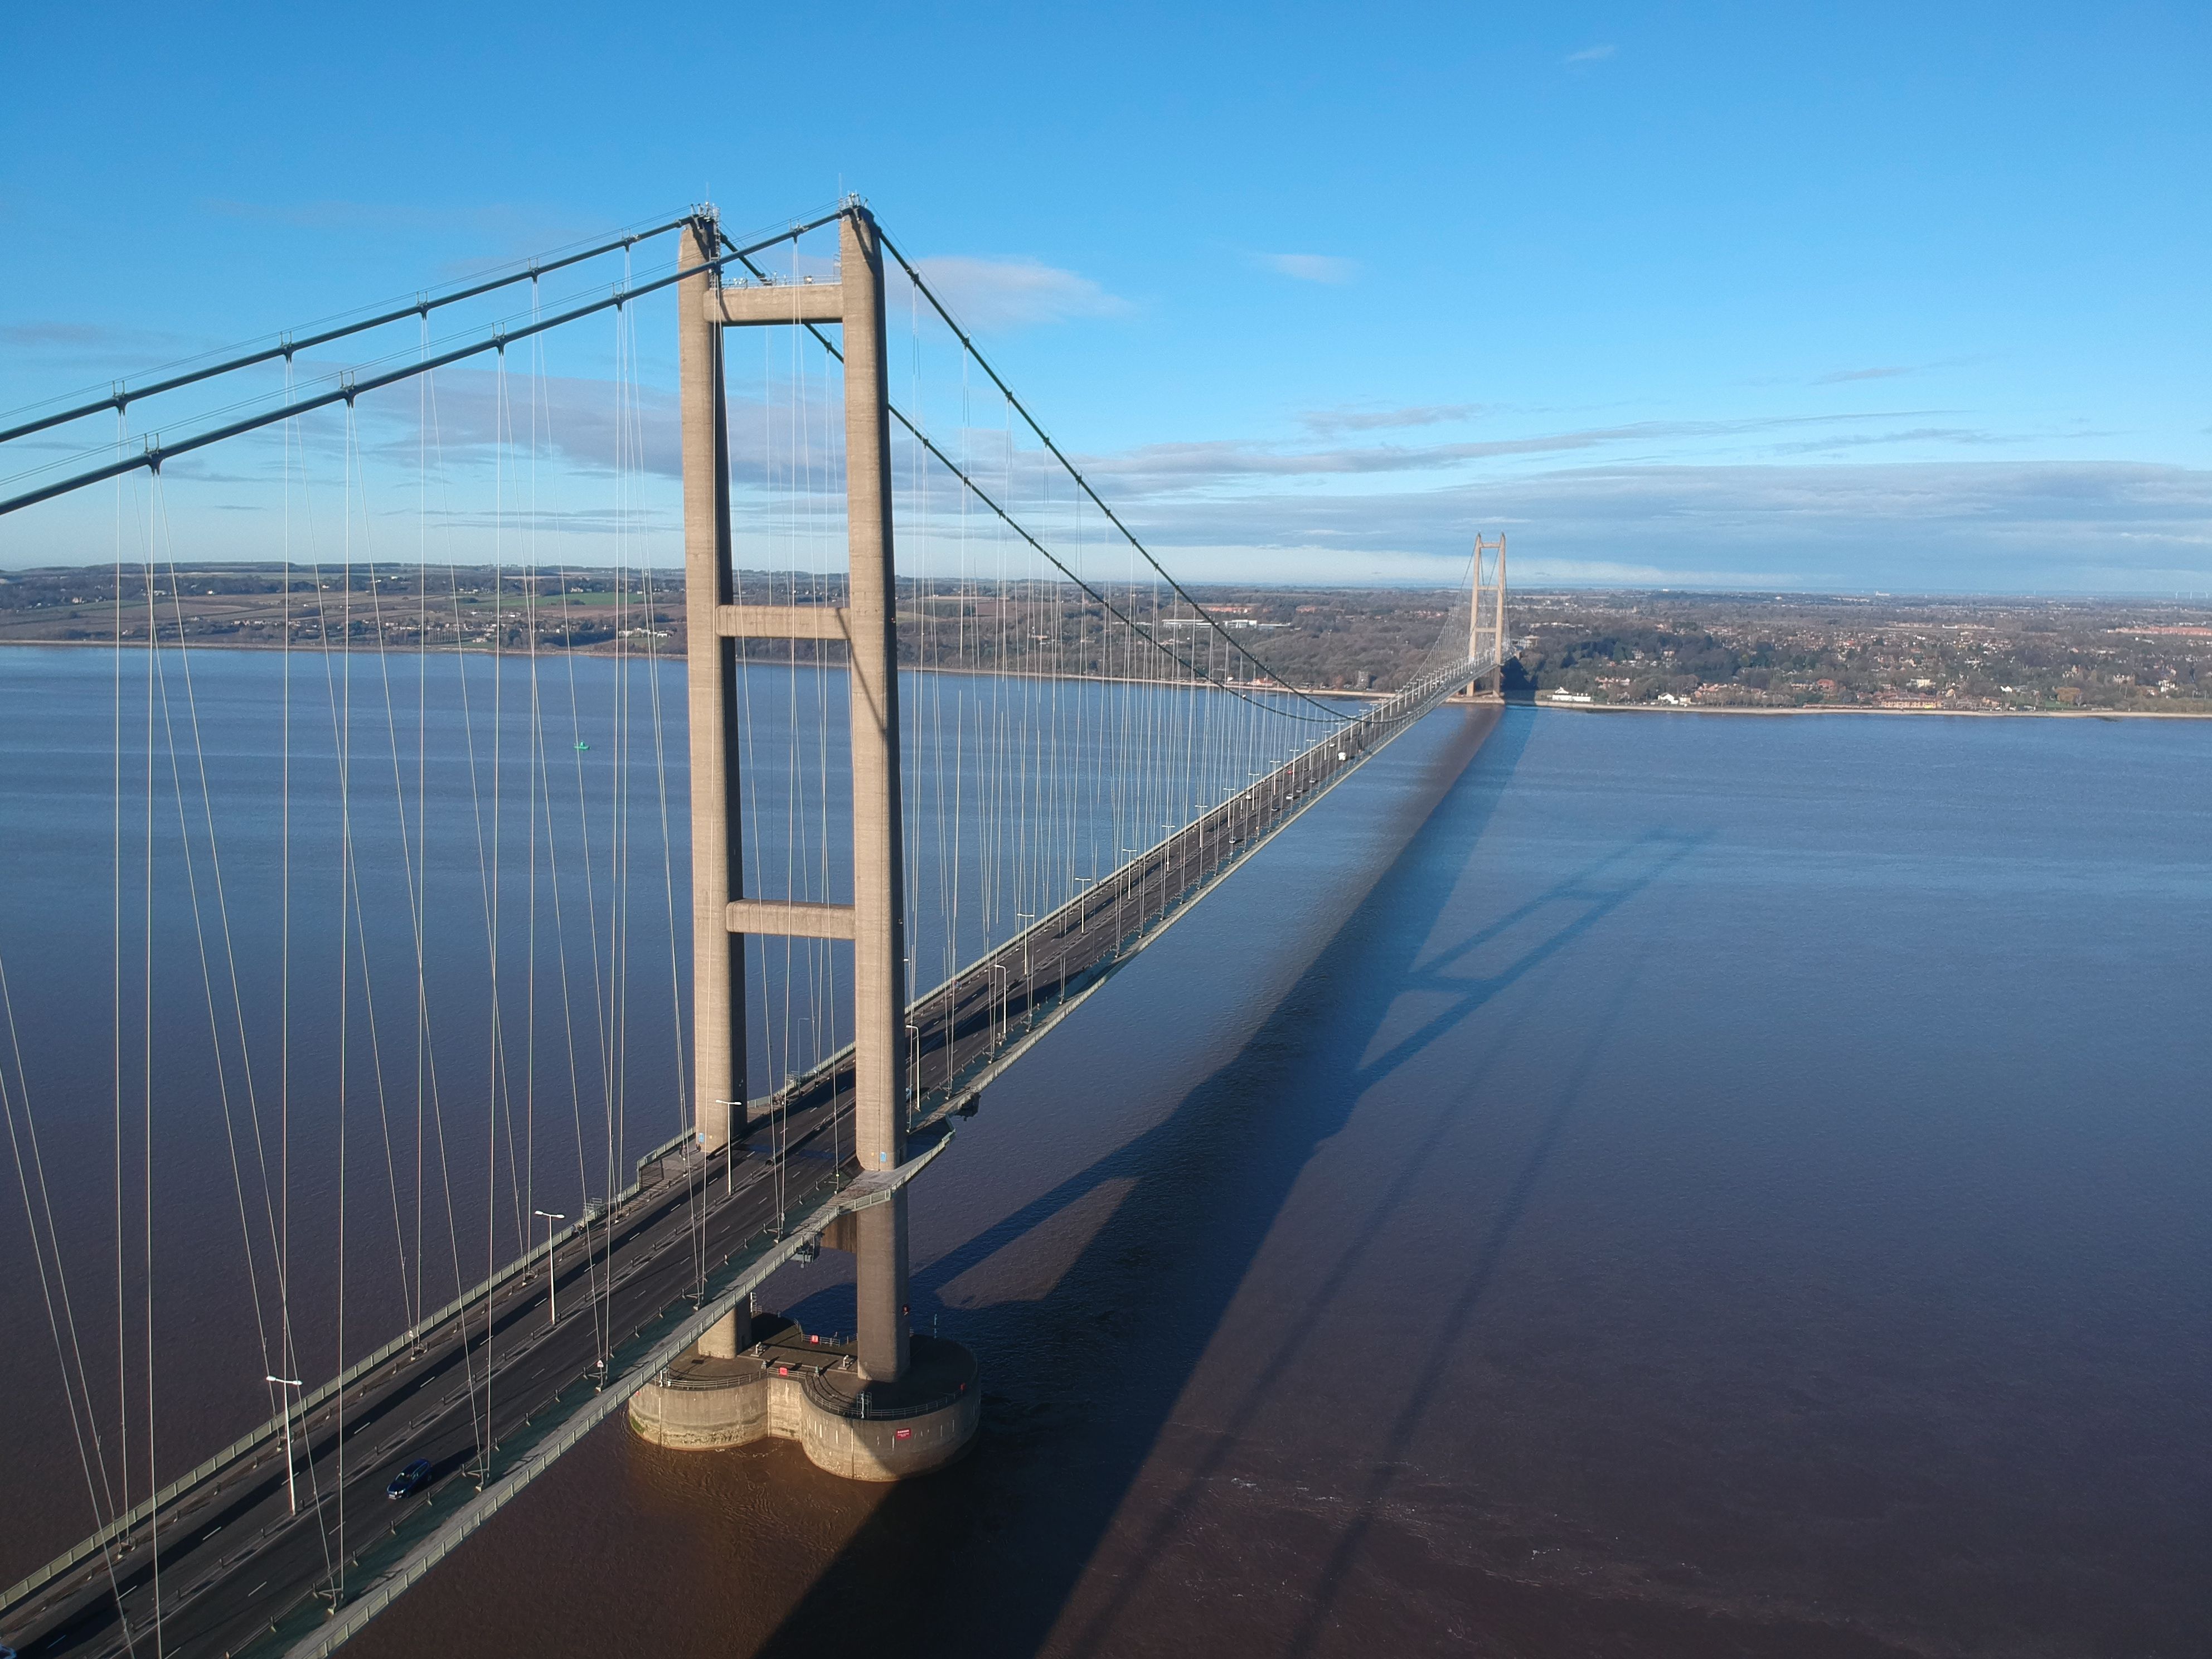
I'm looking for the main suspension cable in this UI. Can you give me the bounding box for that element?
[875,224,1350,720]
[716,225,1348,728]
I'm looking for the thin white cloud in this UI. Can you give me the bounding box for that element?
[1256,253,1360,285]
[1565,43,1616,64]
[0,321,205,387]
[1817,365,1915,384]
[1765,425,2016,455]
[1098,460,2212,590]
[1071,410,1971,493]
[1301,404,1487,435]
[345,366,682,480]
[902,256,1128,331]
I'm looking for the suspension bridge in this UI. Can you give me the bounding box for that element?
[0,201,1506,1659]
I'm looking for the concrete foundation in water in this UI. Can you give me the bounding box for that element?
[629,1315,979,1481]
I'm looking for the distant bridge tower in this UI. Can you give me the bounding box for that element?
[1469,532,1508,696]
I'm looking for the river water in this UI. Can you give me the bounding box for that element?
[7,657,2210,1655]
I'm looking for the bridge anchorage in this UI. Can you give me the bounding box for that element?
[628,204,977,1477]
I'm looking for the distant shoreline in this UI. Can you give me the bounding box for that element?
[0,638,1356,706]
[1524,698,2212,721]
[3,641,2206,720]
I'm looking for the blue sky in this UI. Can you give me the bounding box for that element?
[2,1,2206,591]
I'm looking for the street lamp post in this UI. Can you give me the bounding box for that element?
[533,1211,566,1327]
[266,1374,304,1515]
[711,1103,744,1193]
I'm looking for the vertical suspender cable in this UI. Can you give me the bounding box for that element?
[139,491,161,1648]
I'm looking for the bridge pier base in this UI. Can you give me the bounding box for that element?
[629,1316,978,1481]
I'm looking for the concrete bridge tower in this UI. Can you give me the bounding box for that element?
[1468,532,1508,696]
[632,202,978,1479]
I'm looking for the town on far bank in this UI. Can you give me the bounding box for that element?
[1498,589,2212,714]
[0,564,2206,714]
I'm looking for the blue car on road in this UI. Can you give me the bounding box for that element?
[385,1458,433,1500]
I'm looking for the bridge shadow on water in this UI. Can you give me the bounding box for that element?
[758,708,1709,1658]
